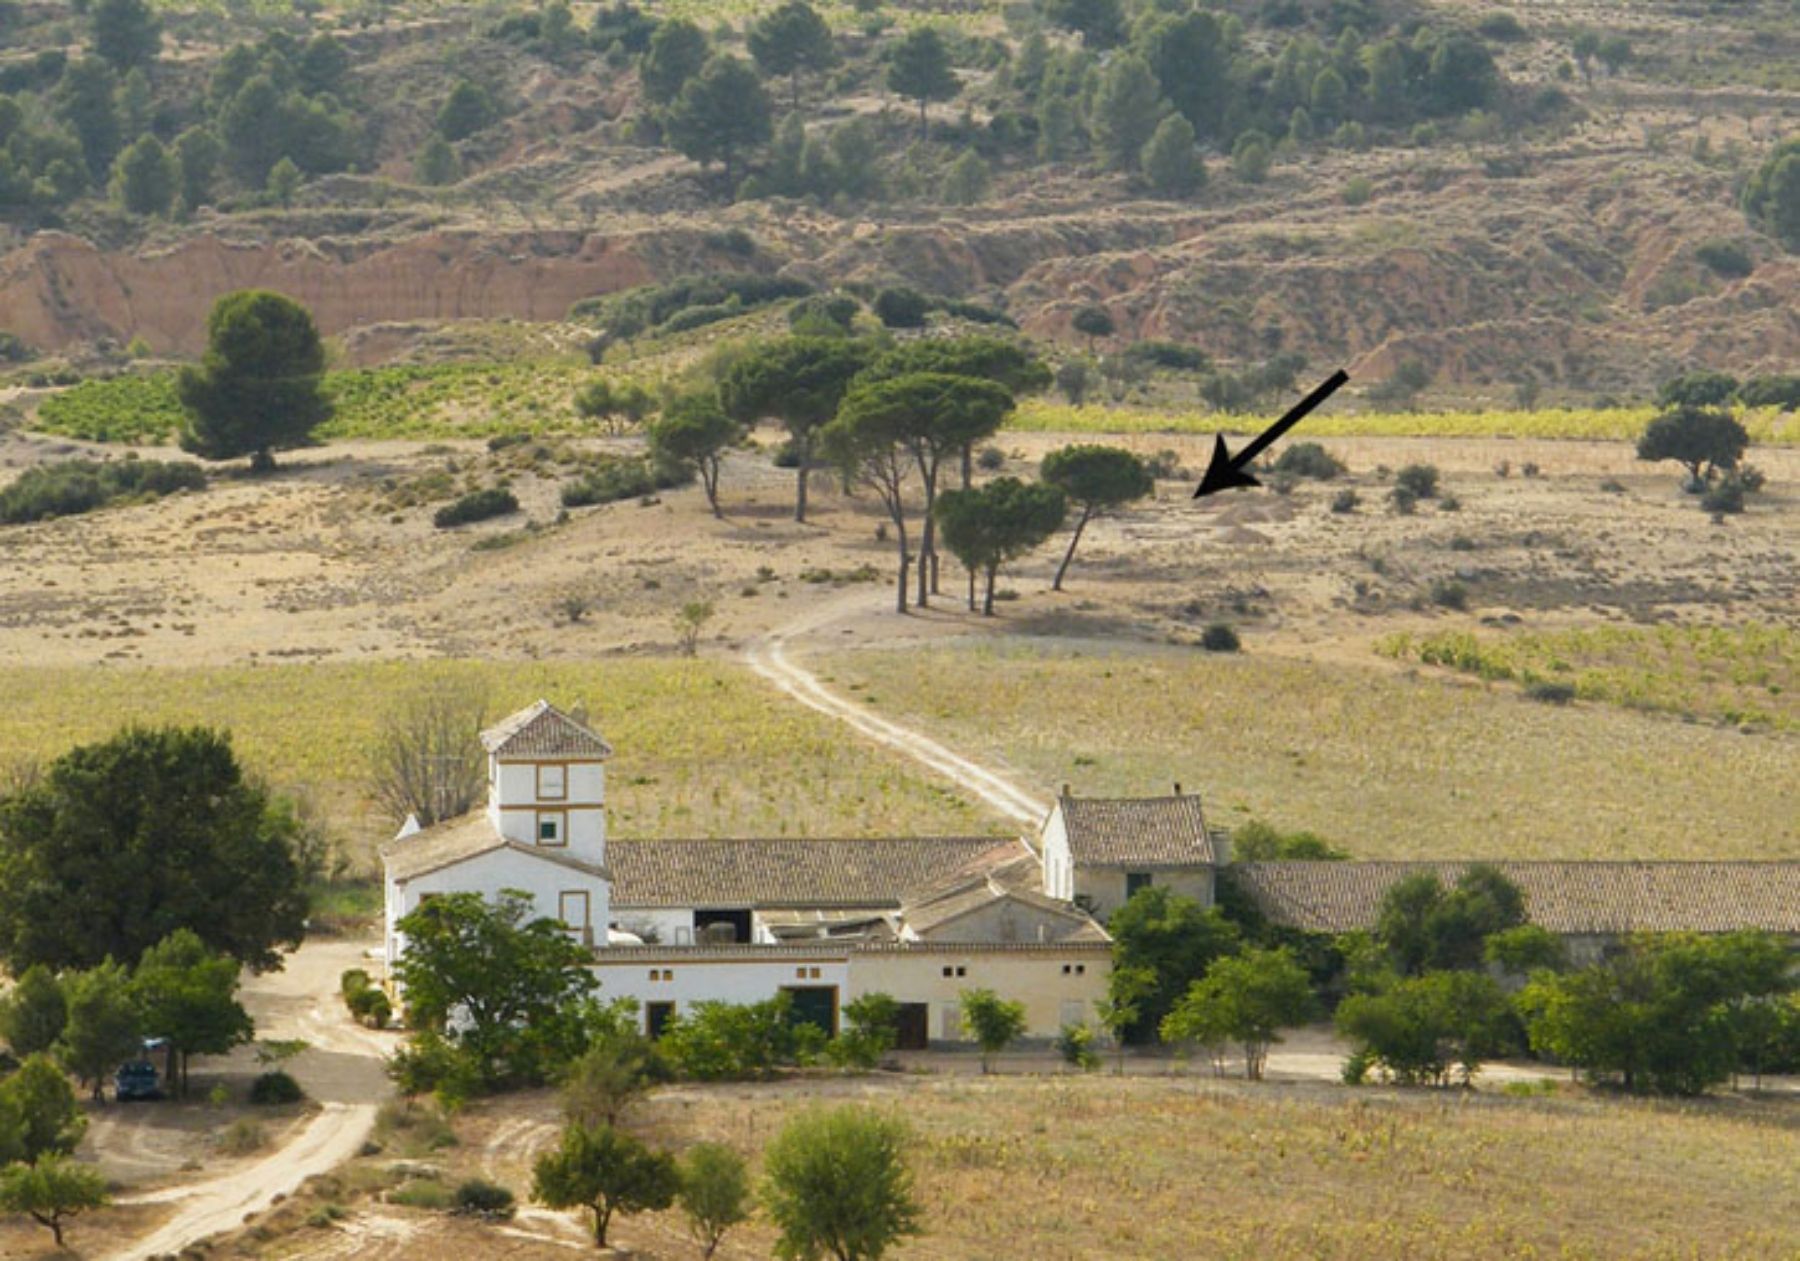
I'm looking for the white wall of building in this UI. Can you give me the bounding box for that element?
[488,758,606,865]
[387,847,611,967]
[593,952,852,1033]
[849,948,1112,1041]
[1075,868,1214,922]
[1040,807,1072,900]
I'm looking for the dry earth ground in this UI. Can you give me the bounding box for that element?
[184,1070,1800,1261]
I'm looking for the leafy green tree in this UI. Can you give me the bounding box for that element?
[90,0,160,71]
[646,391,741,517]
[414,135,460,186]
[719,337,872,521]
[1039,444,1151,591]
[1091,53,1165,172]
[640,19,709,107]
[395,890,599,1087]
[1036,94,1078,161]
[266,155,301,207]
[1095,964,1154,1073]
[1228,819,1349,861]
[0,1056,85,1165]
[0,726,307,974]
[820,394,920,613]
[1635,405,1748,485]
[438,79,496,141]
[1426,34,1497,113]
[177,289,332,470]
[1160,947,1312,1080]
[55,960,140,1101]
[0,967,66,1058]
[1310,66,1348,124]
[678,1142,751,1259]
[1140,114,1204,196]
[763,1106,919,1261]
[53,58,121,178]
[573,378,655,434]
[843,372,1015,606]
[531,1122,679,1248]
[130,930,253,1097]
[828,992,899,1070]
[1482,924,1566,975]
[219,74,285,183]
[657,996,798,1081]
[110,133,175,215]
[173,126,221,213]
[1107,887,1241,1042]
[935,476,1066,615]
[864,337,1051,397]
[1597,33,1631,75]
[1136,9,1228,138]
[0,1155,108,1250]
[1071,304,1115,351]
[1571,29,1600,81]
[958,988,1026,1072]
[117,65,152,134]
[940,149,989,205]
[298,34,350,96]
[1656,370,1739,408]
[1374,866,1525,976]
[1338,969,1513,1085]
[748,0,837,111]
[1041,0,1123,49]
[665,55,774,185]
[1363,39,1407,122]
[886,27,958,137]
[560,1014,659,1128]
[1055,358,1093,405]
[1232,129,1272,183]
[1742,137,1800,252]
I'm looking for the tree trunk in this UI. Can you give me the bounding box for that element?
[918,97,928,137]
[893,516,910,614]
[917,467,937,608]
[982,564,998,616]
[794,439,811,522]
[705,460,722,517]
[1053,508,1092,591]
[594,1205,610,1247]
[966,565,977,612]
[961,443,973,490]
[791,71,801,112]
[36,1213,63,1248]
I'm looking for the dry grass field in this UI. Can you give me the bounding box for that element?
[0,659,991,861]
[166,1075,1800,1261]
[815,640,1800,861]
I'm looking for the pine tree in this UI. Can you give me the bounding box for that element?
[886,27,958,137]
[1140,114,1204,196]
[1091,53,1165,171]
[747,0,837,111]
[941,149,990,205]
[639,19,709,106]
[663,55,774,186]
[414,135,461,186]
[110,133,176,216]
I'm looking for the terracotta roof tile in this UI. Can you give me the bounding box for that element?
[1229,861,1800,936]
[381,811,609,882]
[480,700,614,760]
[1058,794,1216,868]
[608,837,1013,909]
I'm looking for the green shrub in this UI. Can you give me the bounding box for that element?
[453,1178,517,1219]
[1700,477,1744,515]
[1389,486,1417,514]
[1272,441,1345,480]
[872,287,931,329]
[0,458,205,525]
[390,1178,454,1211]
[658,996,798,1081]
[1201,623,1240,652]
[249,1070,305,1105]
[349,986,392,1029]
[1429,579,1469,610]
[1694,239,1754,278]
[1736,374,1800,410]
[1475,12,1528,41]
[1055,1024,1100,1071]
[218,1118,267,1155]
[1330,488,1359,514]
[561,456,691,508]
[573,274,812,340]
[1525,680,1576,705]
[1341,175,1373,205]
[433,488,519,528]
[341,968,371,998]
[976,446,1006,471]
[1394,463,1440,498]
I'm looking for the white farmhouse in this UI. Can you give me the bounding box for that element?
[1039,789,1219,920]
[382,700,615,965]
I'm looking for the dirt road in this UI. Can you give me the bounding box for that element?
[746,591,1050,830]
[103,939,393,1261]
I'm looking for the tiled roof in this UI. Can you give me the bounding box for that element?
[381,811,609,882]
[607,837,1015,909]
[1057,794,1216,868]
[1230,861,1800,936]
[900,852,1103,940]
[480,700,614,760]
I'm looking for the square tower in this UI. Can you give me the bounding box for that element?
[480,699,613,869]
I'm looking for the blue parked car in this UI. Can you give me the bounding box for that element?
[115,1059,161,1101]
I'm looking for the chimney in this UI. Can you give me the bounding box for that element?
[1173,782,1182,796]
[1061,783,1071,798]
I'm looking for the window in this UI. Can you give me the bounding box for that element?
[809,967,821,979]
[796,968,808,979]
[942,966,954,978]
[1125,871,1154,899]
[538,764,566,800]
[559,890,590,930]
[537,813,564,846]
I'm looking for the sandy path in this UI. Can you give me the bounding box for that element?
[104,939,392,1261]
[746,590,1050,830]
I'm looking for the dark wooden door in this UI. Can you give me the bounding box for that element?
[781,986,839,1038]
[895,1002,929,1051]
[646,1001,676,1039]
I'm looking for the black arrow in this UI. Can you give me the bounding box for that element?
[1193,368,1350,499]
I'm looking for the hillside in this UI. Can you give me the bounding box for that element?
[0,0,1796,394]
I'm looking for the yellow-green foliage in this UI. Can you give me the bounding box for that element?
[1009,401,1800,443]
[0,660,991,858]
[816,643,1799,860]
[1377,623,1798,732]
[33,361,606,444]
[671,1076,1800,1260]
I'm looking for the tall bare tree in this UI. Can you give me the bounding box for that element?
[368,684,489,828]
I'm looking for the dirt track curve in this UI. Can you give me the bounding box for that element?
[745,591,1050,831]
